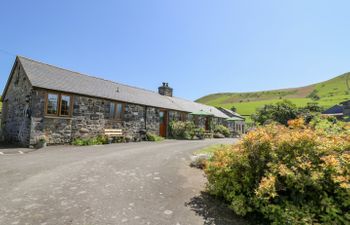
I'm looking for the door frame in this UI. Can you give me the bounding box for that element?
[159,109,168,137]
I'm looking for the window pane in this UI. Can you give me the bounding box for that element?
[116,103,123,119]
[159,111,164,123]
[110,102,115,119]
[47,93,58,115]
[60,95,71,116]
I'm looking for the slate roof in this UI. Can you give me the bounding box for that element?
[9,56,230,118]
[322,105,344,115]
[216,107,245,119]
[340,100,350,105]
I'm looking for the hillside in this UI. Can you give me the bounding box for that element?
[196,73,350,117]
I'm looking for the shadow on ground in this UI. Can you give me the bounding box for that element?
[0,143,23,149]
[185,192,248,225]
[0,142,35,154]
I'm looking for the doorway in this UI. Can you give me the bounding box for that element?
[205,117,210,131]
[159,110,168,137]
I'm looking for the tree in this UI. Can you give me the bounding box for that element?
[301,102,324,113]
[307,89,321,101]
[230,105,237,112]
[251,100,298,125]
[298,102,325,124]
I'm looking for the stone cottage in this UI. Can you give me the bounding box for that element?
[1,56,240,147]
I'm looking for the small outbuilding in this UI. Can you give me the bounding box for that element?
[216,107,245,134]
[322,100,350,120]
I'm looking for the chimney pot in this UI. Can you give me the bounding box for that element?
[158,82,173,97]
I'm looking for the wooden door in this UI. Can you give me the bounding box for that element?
[205,117,210,131]
[159,110,167,137]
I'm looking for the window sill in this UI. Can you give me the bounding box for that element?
[44,115,73,120]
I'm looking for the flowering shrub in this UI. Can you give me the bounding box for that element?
[169,121,196,140]
[205,120,350,224]
[214,125,231,137]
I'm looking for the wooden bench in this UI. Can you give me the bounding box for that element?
[104,129,123,138]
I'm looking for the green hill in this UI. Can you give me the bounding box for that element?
[196,73,350,118]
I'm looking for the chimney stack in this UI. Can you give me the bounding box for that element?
[158,82,173,97]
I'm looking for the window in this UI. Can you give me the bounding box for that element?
[47,93,59,115]
[116,103,123,120]
[109,102,124,120]
[60,95,71,116]
[110,102,116,119]
[159,111,164,123]
[46,92,72,116]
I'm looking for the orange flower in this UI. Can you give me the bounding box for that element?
[288,118,306,129]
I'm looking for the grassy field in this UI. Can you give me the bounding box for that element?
[197,73,350,117]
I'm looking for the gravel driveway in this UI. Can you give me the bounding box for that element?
[0,139,246,225]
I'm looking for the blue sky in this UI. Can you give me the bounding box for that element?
[1,0,350,100]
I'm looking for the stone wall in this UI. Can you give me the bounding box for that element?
[29,90,162,145]
[121,104,146,141]
[145,107,160,135]
[2,63,33,146]
[195,116,207,129]
[30,89,73,145]
[71,95,106,140]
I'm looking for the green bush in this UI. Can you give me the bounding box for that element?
[213,125,230,137]
[169,121,208,140]
[301,102,325,113]
[308,114,350,135]
[206,120,350,224]
[194,127,205,140]
[72,138,85,146]
[251,100,298,125]
[146,133,164,142]
[169,121,196,140]
[72,135,109,146]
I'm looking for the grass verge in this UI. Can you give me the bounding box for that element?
[194,144,230,156]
